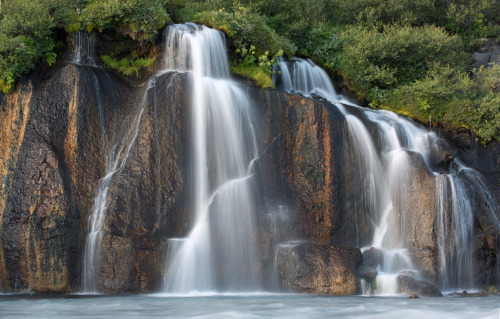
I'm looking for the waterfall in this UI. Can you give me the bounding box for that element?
[274,57,499,293]
[163,24,261,293]
[72,32,96,66]
[82,38,161,293]
[82,84,149,292]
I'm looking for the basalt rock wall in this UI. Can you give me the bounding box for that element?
[0,62,499,293]
[0,65,191,293]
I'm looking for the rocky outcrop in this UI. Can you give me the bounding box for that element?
[0,65,190,293]
[276,242,362,295]
[250,91,346,247]
[1,54,499,293]
[0,65,103,292]
[380,150,440,282]
[397,275,443,297]
[92,71,190,293]
[470,38,499,70]
[357,247,383,290]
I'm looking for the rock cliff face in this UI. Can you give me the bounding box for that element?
[0,60,499,293]
[0,66,190,293]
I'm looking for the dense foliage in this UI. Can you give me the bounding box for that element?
[0,0,498,141]
[82,0,170,40]
[167,0,499,142]
[0,0,169,92]
[101,55,155,77]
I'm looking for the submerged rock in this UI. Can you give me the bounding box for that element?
[276,242,362,295]
[447,290,487,297]
[396,275,443,297]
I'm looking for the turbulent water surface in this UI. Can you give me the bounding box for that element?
[0,294,498,319]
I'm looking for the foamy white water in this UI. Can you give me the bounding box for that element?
[274,57,500,293]
[0,294,498,319]
[163,24,261,293]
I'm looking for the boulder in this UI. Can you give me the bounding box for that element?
[276,241,362,295]
[429,139,454,171]
[357,247,383,292]
[363,247,383,268]
[397,275,443,297]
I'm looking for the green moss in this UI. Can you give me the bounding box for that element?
[65,22,82,34]
[0,79,16,94]
[485,285,498,294]
[101,55,155,77]
[231,64,274,89]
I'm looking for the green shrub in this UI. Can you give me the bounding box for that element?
[329,0,439,26]
[231,45,279,88]
[0,0,62,93]
[340,24,468,97]
[0,35,37,93]
[82,0,170,40]
[386,64,500,142]
[191,6,296,58]
[231,64,274,89]
[101,55,155,77]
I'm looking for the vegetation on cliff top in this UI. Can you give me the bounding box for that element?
[0,0,169,92]
[0,0,498,141]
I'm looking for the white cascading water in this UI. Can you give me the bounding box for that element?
[83,85,150,292]
[163,24,261,293]
[72,31,96,66]
[82,33,167,292]
[274,58,499,294]
[273,57,356,108]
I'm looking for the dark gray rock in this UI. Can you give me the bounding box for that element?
[430,139,454,171]
[363,247,383,268]
[397,275,443,297]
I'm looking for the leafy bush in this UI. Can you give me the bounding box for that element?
[386,64,500,142]
[231,45,279,88]
[444,0,500,48]
[101,55,155,77]
[231,64,274,89]
[190,6,296,58]
[329,0,439,26]
[0,35,36,93]
[82,0,170,40]
[0,0,170,93]
[340,24,468,97]
[0,0,62,93]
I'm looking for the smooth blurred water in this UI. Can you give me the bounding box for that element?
[273,57,500,292]
[0,294,498,319]
[163,24,262,293]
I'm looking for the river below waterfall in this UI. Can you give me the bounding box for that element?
[0,294,498,318]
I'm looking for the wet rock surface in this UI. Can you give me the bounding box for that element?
[0,65,189,293]
[363,247,383,268]
[0,56,499,293]
[357,247,383,288]
[276,242,362,295]
[397,275,443,297]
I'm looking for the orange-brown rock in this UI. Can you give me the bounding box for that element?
[0,65,189,293]
[1,57,499,294]
[276,242,362,295]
